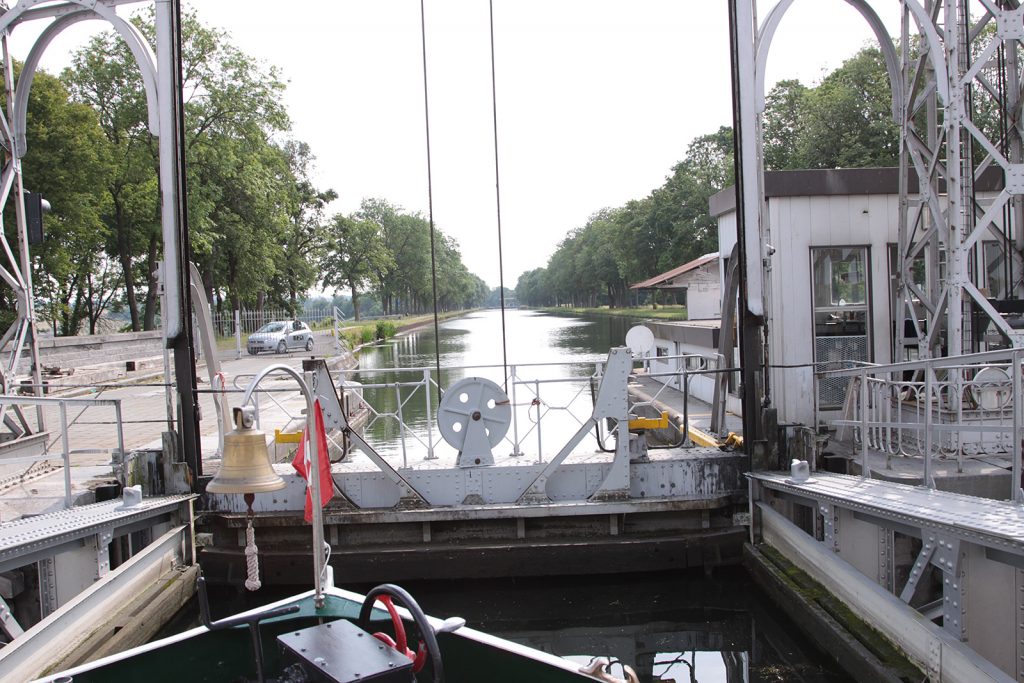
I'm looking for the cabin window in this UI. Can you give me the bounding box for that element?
[811,247,871,408]
[656,346,669,358]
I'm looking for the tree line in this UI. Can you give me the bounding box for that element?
[516,45,900,309]
[3,10,489,335]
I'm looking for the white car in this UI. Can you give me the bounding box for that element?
[247,320,314,355]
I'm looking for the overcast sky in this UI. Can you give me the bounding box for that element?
[12,0,902,290]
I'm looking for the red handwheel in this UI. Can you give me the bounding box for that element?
[358,584,443,681]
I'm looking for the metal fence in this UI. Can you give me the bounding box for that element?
[205,306,349,360]
[209,306,339,337]
[820,348,1023,500]
[306,352,731,467]
[0,395,126,508]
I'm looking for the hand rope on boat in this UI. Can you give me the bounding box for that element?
[244,516,261,591]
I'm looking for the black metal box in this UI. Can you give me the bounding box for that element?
[277,619,414,683]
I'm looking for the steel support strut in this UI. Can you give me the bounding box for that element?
[728,0,768,470]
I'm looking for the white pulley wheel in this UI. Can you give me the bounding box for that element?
[437,377,511,467]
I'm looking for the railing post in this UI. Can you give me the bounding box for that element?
[924,366,934,489]
[682,368,691,447]
[1013,349,1022,503]
[162,346,174,433]
[114,399,125,483]
[535,379,543,464]
[955,367,964,473]
[59,402,71,509]
[234,309,242,359]
[509,365,522,457]
[860,369,870,480]
[333,307,340,353]
[423,369,436,460]
[396,384,408,469]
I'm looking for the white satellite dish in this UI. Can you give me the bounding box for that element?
[625,325,655,355]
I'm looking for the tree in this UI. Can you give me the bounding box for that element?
[12,67,113,335]
[792,46,898,168]
[63,9,293,326]
[763,79,808,170]
[322,215,392,320]
[271,141,336,313]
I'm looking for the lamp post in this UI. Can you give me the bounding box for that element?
[238,363,327,608]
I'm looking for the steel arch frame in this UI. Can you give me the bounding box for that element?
[0,0,194,470]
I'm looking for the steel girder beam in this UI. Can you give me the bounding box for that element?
[896,0,1024,360]
[754,1,1024,368]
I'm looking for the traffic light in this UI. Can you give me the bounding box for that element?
[24,192,50,246]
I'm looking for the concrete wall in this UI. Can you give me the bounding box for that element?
[4,330,163,374]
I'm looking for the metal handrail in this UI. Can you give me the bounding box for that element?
[0,394,126,508]
[820,349,1023,502]
[329,353,731,465]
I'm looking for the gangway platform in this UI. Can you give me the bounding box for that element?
[0,493,196,573]
[750,471,1024,553]
[750,471,1024,681]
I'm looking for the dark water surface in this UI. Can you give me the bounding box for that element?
[182,310,851,681]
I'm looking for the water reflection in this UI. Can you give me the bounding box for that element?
[400,569,851,682]
[351,310,645,458]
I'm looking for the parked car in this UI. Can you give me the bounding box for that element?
[247,320,314,355]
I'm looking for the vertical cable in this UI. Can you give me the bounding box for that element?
[419,0,443,391]
[488,0,510,390]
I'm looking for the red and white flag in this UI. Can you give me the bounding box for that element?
[291,399,334,523]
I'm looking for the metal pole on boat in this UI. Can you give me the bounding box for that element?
[156,0,202,481]
[303,368,326,608]
[727,0,768,469]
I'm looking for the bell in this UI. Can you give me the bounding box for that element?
[207,407,286,494]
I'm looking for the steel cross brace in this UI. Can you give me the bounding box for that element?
[517,347,634,504]
[0,594,22,639]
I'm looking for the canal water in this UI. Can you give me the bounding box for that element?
[181,309,851,681]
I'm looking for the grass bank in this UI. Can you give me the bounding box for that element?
[537,305,688,321]
[342,309,477,348]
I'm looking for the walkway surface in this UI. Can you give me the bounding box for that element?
[752,470,1024,549]
[630,375,743,436]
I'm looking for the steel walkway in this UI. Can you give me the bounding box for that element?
[750,471,1024,553]
[0,494,195,573]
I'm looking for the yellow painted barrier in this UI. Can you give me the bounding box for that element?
[275,429,303,444]
[686,425,721,448]
[627,411,670,431]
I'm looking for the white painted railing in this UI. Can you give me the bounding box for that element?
[819,348,1023,500]
[331,353,729,465]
